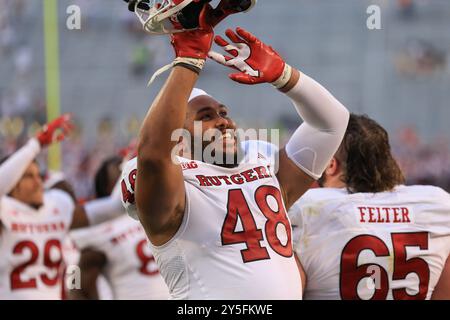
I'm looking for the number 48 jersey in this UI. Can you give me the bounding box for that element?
[289,185,450,300]
[121,141,303,300]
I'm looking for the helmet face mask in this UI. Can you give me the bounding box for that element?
[132,0,257,34]
[133,0,204,34]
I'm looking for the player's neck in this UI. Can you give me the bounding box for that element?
[206,151,242,168]
[20,199,43,210]
[25,202,42,210]
[213,162,240,169]
[322,175,346,189]
[181,150,243,168]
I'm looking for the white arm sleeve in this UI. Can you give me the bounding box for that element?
[285,73,350,180]
[0,138,41,197]
[84,178,124,226]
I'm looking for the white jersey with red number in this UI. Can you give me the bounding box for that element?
[0,190,74,300]
[70,215,170,300]
[289,185,450,300]
[121,141,303,300]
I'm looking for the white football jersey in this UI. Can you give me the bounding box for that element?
[289,185,450,300]
[0,190,74,300]
[70,215,170,300]
[121,141,303,300]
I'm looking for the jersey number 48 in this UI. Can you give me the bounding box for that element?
[221,186,293,263]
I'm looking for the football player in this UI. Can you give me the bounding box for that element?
[289,114,450,300]
[120,4,350,300]
[69,157,169,300]
[0,115,125,299]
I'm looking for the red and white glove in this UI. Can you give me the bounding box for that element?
[170,4,214,61]
[36,114,73,147]
[208,27,292,88]
[148,4,215,85]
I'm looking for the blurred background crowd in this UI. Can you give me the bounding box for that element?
[0,0,449,199]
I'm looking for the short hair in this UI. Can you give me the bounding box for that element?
[335,114,405,193]
[94,156,122,198]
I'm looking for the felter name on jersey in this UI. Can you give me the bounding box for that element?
[357,206,413,224]
[194,165,273,187]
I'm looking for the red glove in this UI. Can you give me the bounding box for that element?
[170,4,215,60]
[147,5,215,85]
[208,27,292,87]
[36,114,73,147]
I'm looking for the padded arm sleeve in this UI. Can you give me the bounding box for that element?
[0,138,41,197]
[285,73,350,180]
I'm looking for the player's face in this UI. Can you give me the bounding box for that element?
[185,95,238,165]
[10,162,44,208]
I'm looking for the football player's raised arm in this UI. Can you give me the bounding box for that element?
[277,69,349,209]
[135,6,214,245]
[0,139,41,198]
[0,139,40,237]
[209,27,350,209]
[0,115,72,198]
[136,68,195,243]
[432,254,450,300]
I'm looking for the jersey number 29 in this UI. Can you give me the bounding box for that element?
[10,239,63,290]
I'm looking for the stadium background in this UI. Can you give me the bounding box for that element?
[0,0,449,200]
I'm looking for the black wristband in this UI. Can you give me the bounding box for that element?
[174,62,201,75]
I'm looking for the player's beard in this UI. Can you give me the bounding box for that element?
[211,149,241,168]
[201,138,242,168]
[201,139,243,168]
